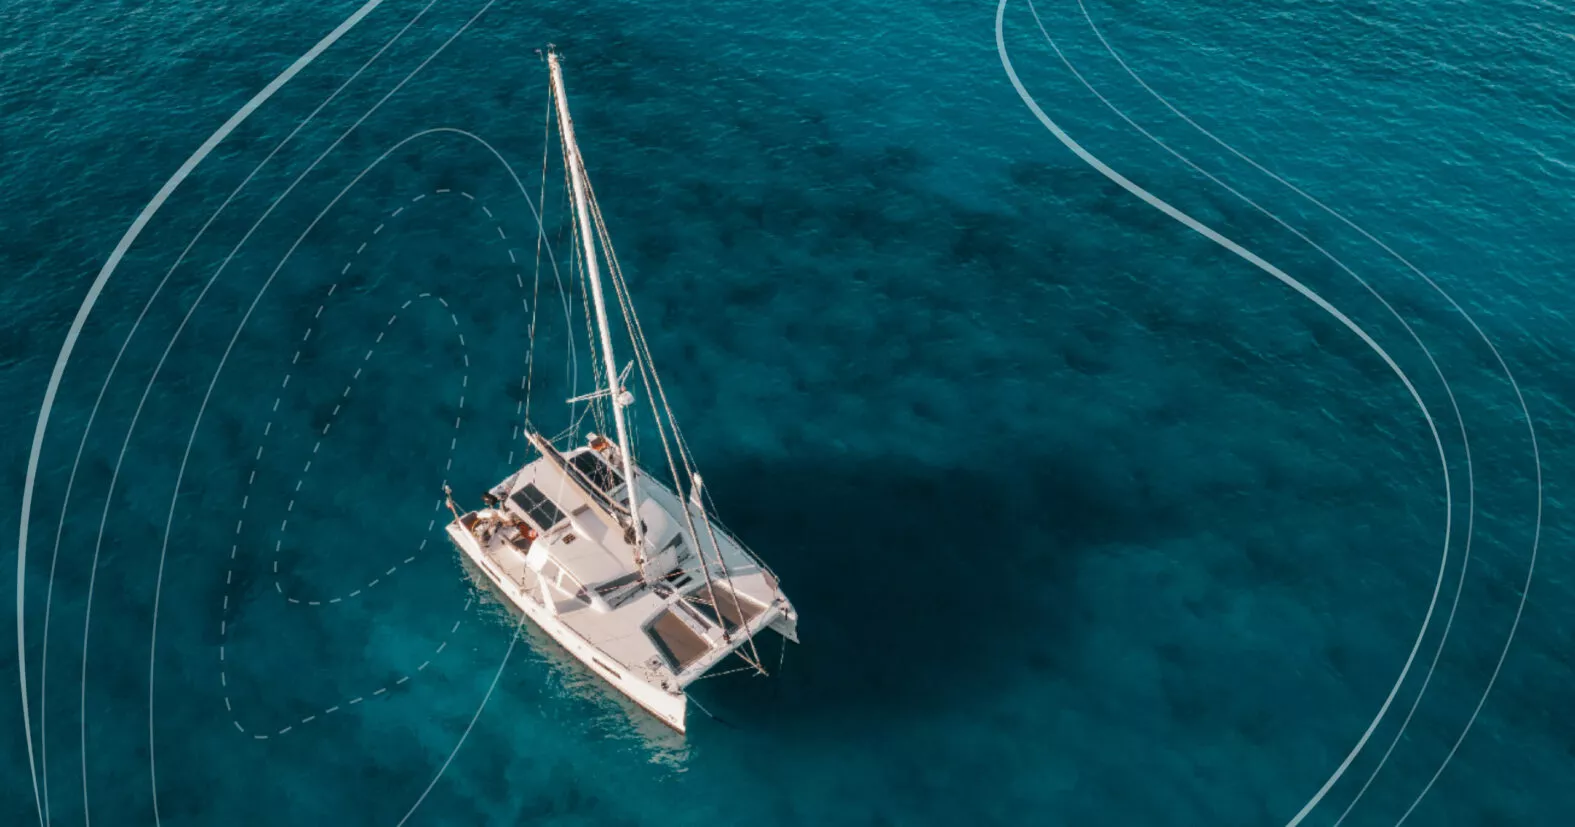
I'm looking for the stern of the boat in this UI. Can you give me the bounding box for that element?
[652,688,687,734]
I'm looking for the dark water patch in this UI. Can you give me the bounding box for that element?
[692,449,1185,728]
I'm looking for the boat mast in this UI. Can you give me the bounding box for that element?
[547,49,647,574]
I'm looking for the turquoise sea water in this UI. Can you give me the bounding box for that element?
[4,0,1574,824]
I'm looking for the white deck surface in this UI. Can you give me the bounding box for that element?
[450,442,797,729]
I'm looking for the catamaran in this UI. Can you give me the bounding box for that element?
[444,49,798,733]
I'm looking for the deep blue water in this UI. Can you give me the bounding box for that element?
[4,0,1575,824]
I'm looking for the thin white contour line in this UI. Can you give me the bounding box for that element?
[1066,3,1542,822]
[139,6,507,824]
[86,1,475,821]
[1030,2,1479,823]
[996,4,1454,824]
[45,4,439,825]
[395,609,529,827]
[14,3,388,826]
[106,117,572,817]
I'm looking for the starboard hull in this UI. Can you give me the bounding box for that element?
[447,522,689,733]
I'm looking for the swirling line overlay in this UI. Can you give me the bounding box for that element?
[13,1,609,825]
[997,1,1540,825]
[13,0,1543,825]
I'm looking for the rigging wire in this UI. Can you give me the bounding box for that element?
[576,211,608,440]
[579,171,734,637]
[600,226,759,666]
[523,86,553,429]
[687,663,760,682]
[584,202,779,590]
[581,174,766,672]
[533,58,779,677]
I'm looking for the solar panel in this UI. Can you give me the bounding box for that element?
[509,483,565,531]
[570,450,623,493]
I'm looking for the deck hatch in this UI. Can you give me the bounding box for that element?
[509,483,565,531]
[688,583,765,633]
[647,608,711,671]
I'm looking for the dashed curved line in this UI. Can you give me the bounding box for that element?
[214,176,538,735]
[146,112,576,821]
[245,291,464,604]
[239,188,517,605]
[222,586,474,740]
[142,4,506,822]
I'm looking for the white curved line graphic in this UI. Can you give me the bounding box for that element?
[1029,1,1496,822]
[39,2,438,818]
[1068,3,1542,823]
[13,3,387,824]
[996,3,1456,823]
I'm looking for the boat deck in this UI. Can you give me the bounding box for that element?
[460,443,794,692]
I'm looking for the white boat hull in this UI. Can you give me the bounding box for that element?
[447,523,689,732]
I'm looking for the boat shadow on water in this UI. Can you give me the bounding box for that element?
[450,442,1178,743]
[682,451,1181,735]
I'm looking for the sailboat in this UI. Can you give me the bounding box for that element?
[444,48,798,733]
